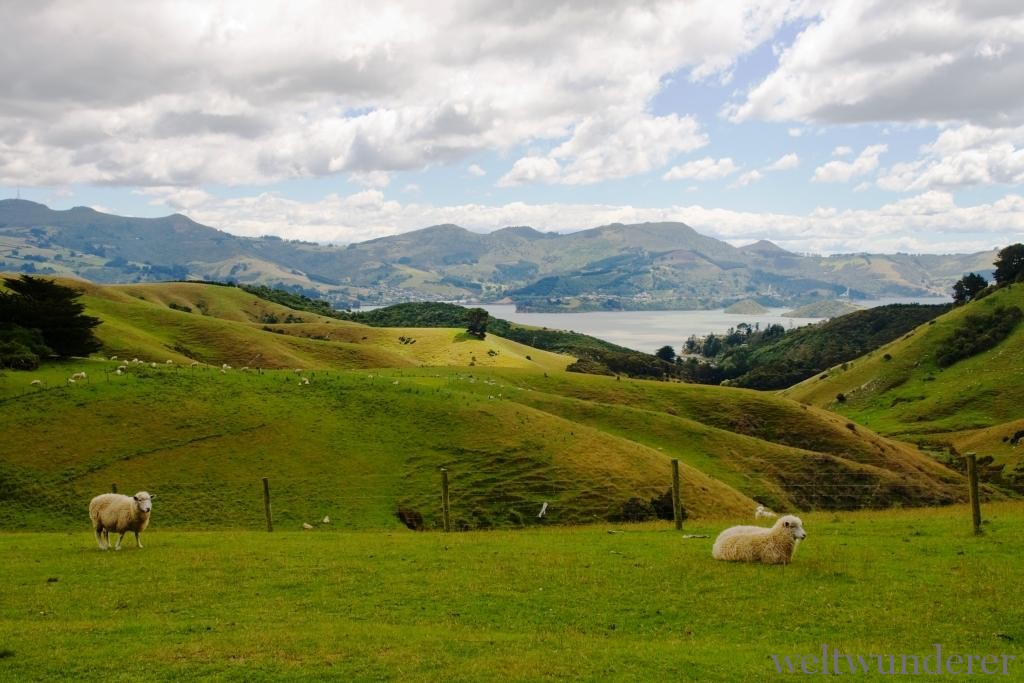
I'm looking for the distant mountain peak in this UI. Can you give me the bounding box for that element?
[739,239,794,255]
[494,225,548,239]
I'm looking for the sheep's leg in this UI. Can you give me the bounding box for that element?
[94,526,107,550]
[135,532,143,549]
[115,531,126,551]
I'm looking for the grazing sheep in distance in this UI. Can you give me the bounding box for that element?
[165,359,174,365]
[30,379,42,387]
[109,355,118,361]
[755,505,778,519]
[71,371,87,381]
[712,515,807,565]
[88,491,155,551]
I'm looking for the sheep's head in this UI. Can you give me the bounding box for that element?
[133,491,154,513]
[778,515,806,541]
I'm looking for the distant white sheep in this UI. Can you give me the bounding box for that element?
[190,361,199,368]
[88,491,154,551]
[222,363,232,370]
[755,505,778,519]
[30,379,42,387]
[109,355,118,361]
[70,372,87,381]
[299,377,310,385]
[165,359,174,365]
[712,515,806,565]
[150,362,156,368]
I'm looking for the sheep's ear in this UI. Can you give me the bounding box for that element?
[783,520,790,527]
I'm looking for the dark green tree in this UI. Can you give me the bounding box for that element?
[465,307,489,339]
[952,272,988,305]
[654,345,676,362]
[993,243,1024,284]
[0,275,102,358]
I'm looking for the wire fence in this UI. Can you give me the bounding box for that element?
[0,455,993,534]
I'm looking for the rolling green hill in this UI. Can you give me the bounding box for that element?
[782,284,1024,470]
[0,279,975,532]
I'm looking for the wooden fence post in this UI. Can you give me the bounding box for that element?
[262,477,273,532]
[671,459,682,531]
[966,453,982,535]
[441,468,451,532]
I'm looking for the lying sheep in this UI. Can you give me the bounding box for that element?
[88,491,154,550]
[70,371,87,381]
[755,504,778,519]
[712,515,806,565]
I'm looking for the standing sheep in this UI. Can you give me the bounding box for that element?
[712,515,806,565]
[755,504,778,519]
[88,491,154,550]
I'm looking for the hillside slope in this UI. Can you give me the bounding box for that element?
[71,280,573,373]
[782,285,1024,468]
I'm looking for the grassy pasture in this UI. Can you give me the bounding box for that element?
[783,284,1024,468]
[1,504,1022,681]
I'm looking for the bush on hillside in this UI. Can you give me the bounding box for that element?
[0,324,52,369]
[935,305,1023,368]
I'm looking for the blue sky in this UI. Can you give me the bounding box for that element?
[2,1,1023,254]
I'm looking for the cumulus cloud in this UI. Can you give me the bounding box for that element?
[149,187,1024,254]
[501,111,708,186]
[813,144,887,183]
[662,157,737,181]
[467,164,486,177]
[733,170,763,187]
[877,124,1024,192]
[832,146,853,157]
[729,0,1024,127]
[0,0,814,188]
[764,152,800,171]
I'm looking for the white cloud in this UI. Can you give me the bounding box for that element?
[787,127,803,137]
[813,144,887,183]
[729,0,1024,127]
[764,152,800,171]
[877,124,1024,192]
[734,170,763,187]
[832,146,853,157]
[662,156,737,181]
[164,188,1024,254]
[497,157,562,187]
[467,164,486,177]
[501,111,708,186]
[0,0,814,188]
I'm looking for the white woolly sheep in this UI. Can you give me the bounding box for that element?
[88,491,155,551]
[110,355,118,361]
[755,504,778,519]
[712,514,806,565]
[71,371,87,381]
[165,359,174,365]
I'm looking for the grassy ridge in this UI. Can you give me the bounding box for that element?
[74,281,572,373]
[1,362,970,532]
[782,285,1024,468]
[1,504,1022,680]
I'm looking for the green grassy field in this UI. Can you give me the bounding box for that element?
[0,360,974,533]
[782,284,1024,469]
[2,504,1022,681]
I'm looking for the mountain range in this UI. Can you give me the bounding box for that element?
[0,199,995,310]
